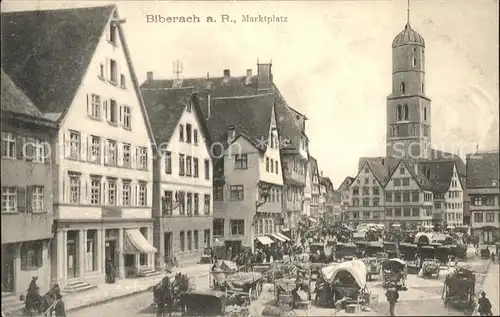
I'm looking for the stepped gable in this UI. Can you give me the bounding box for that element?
[466,151,500,189]
[206,93,274,152]
[1,5,115,120]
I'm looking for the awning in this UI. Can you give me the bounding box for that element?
[271,233,286,242]
[256,236,274,245]
[123,229,157,254]
[276,232,291,241]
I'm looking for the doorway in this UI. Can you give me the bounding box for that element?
[105,240,117,269]
[1,244,15,293]
[164,232,172,260]
[66,230,79,278]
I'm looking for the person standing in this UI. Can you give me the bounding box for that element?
[52,293,66,317]
[105,258,115,283]
[478,291,493,316]
[385,284,399,316]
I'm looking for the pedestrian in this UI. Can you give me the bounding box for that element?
[52,293,66,317]
[477,291,493,316]
[105,258,115,283]
[385,283,399,316]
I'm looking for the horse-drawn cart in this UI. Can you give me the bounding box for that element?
[381,259,408,290]
[442,268,476,309]
[210,270,263,303]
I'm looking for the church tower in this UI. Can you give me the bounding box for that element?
[386,4,431,159]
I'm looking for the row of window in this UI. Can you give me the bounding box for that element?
[471,195,496,207]
[163,151,210,179]
[349,207,432,219]
[1,186,45,213]
[283,158,306,176]
[445,212,463,222]
[213,219,245,237]
[446,202,463,210]
[352,197,381,207]
[385,191,420,203]
[355,176,378,185]
[68,173,147,207]
[254,218,276,236]
[179,122,199,145]
[212,185,245,201]
[352,186,381,196]
[179,229,211,252]
[473,212,497,223]
[2,132,47,162]
[265,157,279,174]
[87,94,131,130]
[162,191,211,216]
[69,131,148,170]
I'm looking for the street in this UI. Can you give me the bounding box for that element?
[68,274,211,317]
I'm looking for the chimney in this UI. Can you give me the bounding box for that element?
[205,72,213,119]
[227,125,236,144]
[245,69,252,85]
[146,71,153,81]
[257,60,272,90]
[223,69,231,83]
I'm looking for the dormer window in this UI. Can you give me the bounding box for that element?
[403,104,409,120]
[400,82,405,94]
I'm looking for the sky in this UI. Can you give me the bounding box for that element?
[2,0,499,186]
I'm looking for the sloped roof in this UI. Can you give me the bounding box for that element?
[431,149,466,176]
[466,151,500,188]
[419,161,456,192]
[319,176,334,191]
[141,88,195,145]
[338,176,354,191]
[140,73,307,147]
[1,6,115,120]
[206,94,274,151]
[1,69,42,118]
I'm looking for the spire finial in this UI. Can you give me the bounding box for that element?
[407,0,411,25]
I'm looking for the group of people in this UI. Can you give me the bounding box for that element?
[19,277,66,317]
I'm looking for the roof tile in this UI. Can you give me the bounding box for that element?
[466,152,500,188]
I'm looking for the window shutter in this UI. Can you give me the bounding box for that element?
[135,148,139,169]
[17,186,26,213]
[103,100,108,121]
[87,136,93,162]
[105,58,110,81]
[82,176,88,204]
[130,145,136,169]
[86,94,90,116]
[134,184,138,207]
[25,137,35,162]
[16,135,25,160]
[102,179,107,205]
[117,143,123,167]
[119,105,124,126]
[26,186,33,213]
[64,131,71,158]
[103,140,108,165]
[80,132,87,162]
[43,140,51,165]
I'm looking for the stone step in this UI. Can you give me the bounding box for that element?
[136,268,161,278]
[62,280,97,294]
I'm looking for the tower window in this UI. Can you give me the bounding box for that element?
[404,104,409,120]
[412,57,416,67]
[424,107,427,120]
[400,82,405,94]
[411,125,416,136]
[422,83,424,93]
[396,105,402,121]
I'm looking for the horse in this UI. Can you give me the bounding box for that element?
[23,277,60,317]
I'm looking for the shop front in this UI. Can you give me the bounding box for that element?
[51,219,155,287]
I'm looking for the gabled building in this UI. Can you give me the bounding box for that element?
[350,13,467,229]
[2,5,157,288]
[466,151,500,243]
[309,157,322,218]
[140,88,213,268]
[140,64,306,249]
[345,161,386,226]
[320,176,337,219]
[1,70,57,296]
[338,176,354,221]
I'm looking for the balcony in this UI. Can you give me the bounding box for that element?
[1,213,53,243]
[283,167,306,186]
[283,199,303,212]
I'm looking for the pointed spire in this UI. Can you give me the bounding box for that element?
[407,0,411,25]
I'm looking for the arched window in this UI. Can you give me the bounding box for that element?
[411,125,416,136]
[400,82,405,94]
[396,105,402,121]
[424,107,427,120]
[404,104,409,120]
